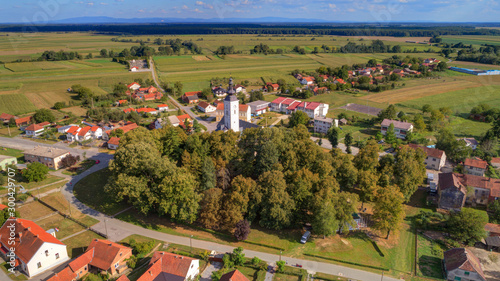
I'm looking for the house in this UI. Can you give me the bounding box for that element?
[234,84,246,93]
[0,218,69,277]
[464,158,488,177]
[107,137,120,150]
[182,91,201,104]
[238,104,251,122]
[492,157,500,169]
[157,104,169,112]
[485,223,500,237]
[198,101,216,113]
[212,86,227,97]
[66,126,81,142]
[295,102,329,118]
[460,138,478,150]
[23,146,70,170]
[300,77,314,85]
[47,239,132,281]
[270,97,299,113]
[76,126,92,142]
[15,116,32,127]
[334,78,346,84]
[0,113,15,123]
[443,248,486,281]
[90,126,103,139]
[25,124,45,137]
[264,82,280,91]
[0,155,17,170]
[136,252,199,281]
[127,82,141,91]
[246,100,270,116]
[438,173,467,211]
[136,108,158,115]
[408,144,447,171]
[56,125,77,134]
[380,119,413,139]
[457,173,500,205]
[123,108,136,114]
[314,117,338,134]
[168,116,181,127]
[131,86,162,101]
[85,239,133,276]
[339,118,348,126]
[102,123,139,140]
[130,66,138,72]
[220,269,250,281]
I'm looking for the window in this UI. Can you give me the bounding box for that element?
[464,271,469,276]
[56,253,60,259]
[115,262,119,269]
[45,250,49,256]
[37,262,42,269]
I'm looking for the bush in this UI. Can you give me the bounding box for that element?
[126,255,138,269]
[23,162,49,182]
[130,240,155,255]
[276,260,285,273]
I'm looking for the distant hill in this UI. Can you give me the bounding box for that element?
[44,16,332,24]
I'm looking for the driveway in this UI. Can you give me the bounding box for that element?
[200,262,222,281]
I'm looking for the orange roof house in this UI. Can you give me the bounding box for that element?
[0,113,16,122]
[0,218,69,277]
[444,248,486,281]
[220,269,250,281]
[15,116,32,127]
[137,252,200,281]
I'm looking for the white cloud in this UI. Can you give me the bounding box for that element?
[100,2,108,5]
[86,2,94,6]
[115,0,123,2]
[329,4,336,8]
[196,1,214,9]
[182,5,189,9]
[348,8,356,12]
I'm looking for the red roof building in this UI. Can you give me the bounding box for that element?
[464,158,488,177]
[0,113,15,122]
[137,252,200,281]
[220,270,250,281]
[15,116,32,127]
[444,248,486,281]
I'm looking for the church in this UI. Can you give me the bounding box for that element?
[216,78,260,132]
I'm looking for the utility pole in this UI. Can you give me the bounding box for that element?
[7,125,11,137]
[279,251,282,261]
[104,219,109,238]
[380,272,384,281]
[190,235,193,253]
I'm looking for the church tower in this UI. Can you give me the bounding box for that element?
[224,78,239,132]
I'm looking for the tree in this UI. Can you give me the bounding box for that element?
[312,184,339,238]
[354,139,379,172]
[393,146,426,202]
[258,170,295,230]
[327,126,340,148]
[488,200,500,224]
[289,111,309,128]
[335,192,359,233]
[33,108,56,123]
[60,154,80,168]
[372,185,405,239]
[344,133,353,154]
[200,157,216,191]
[385,123,397,144]
[8,117,16,128]
[231,246,245,266]
[23,162,49,182]
[100,49,108,57]
[174,81,183,96]
[234,220,251,241]
[422,104,433,114]
[357,170,379,207]
[413,114,426,131]
[198,188,222,229]
[447,208,488,245]
[53,102,65,110]
[276,261,286,273]
[255,141,279,175]
[436,61,448,71]
[378,105,397,121]
[436,128,472,162]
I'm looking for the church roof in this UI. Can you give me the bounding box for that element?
[216,116,259,132]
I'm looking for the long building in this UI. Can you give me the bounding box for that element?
[23,146,70,170]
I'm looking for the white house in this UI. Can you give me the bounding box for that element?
[409,144,447,171]
[76,126,92,142]
[246,100,270,116]
[24,124,45,137]
[235,84,246,93]
[295,102,329,118]
[127,82,141,91]
[107,137,120,150]
[130,66,138,72]
[380,119,414,139]
[270,97,299,113]
[157,104,169,112]
[0,218,69,277]
[57,124,78,134]
[300,77,314,85]
[198,101,216,113]
[460,138,478,150]
[443,248,486,281]
[65,126,81,142]
[136,252,200,281]
[90,126,103,139]
[314,117,338,134]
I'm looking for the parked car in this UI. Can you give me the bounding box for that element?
[300,231,311,244]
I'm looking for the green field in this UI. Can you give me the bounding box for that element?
[416,234,445,279]
[0,93,37,115]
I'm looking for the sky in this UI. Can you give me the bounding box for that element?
[2,0,500,23]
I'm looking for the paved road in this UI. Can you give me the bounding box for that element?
[148,59,217,132]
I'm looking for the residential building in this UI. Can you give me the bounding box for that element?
[198,101,216,113]
[492,157,500,169]
[238,104,251,121]
[0,218,69,277]
[136,108,158,115]
[57,124,78,134]
[15,116,32,127]
[168,116,181,127]
[314,117,338,134]
[408,144,447,171]
[76,126,92,142]
[107,137,120,150]
[137,252,199,281]
[127,82,141,91]
[182,91,201,104]
[438,173,467,211]
[102,123,139,140]
[216,79,259,132]
[212,86,227,97]
[0,155,17,170]
[263,82,279,91]
[25,124,45,137]
[464,158,488,177]
[295,102,329,118]
[23,146,70,170]
[246,100,270,116]
[457,173,500,205]
[234,84,246,93]
[485,223,500,237]
[339,118,348,126]
[90,126,103,139]
[443,248,486,281]
[157,104,169,112]
[300,77,314,85]
[66,126,81,142]
[131,86,162,101]
[0,113,15,123]
[220,270,250,281]
[380,119,413,139]
[47,239,132,281]
[461,138,478,150]
[270,97,298,113]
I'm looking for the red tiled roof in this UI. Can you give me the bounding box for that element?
[271,97,287,104]
[150,252,196,278]
[127,82,140,88]
[303,77,314,82]
[177,114,191,123]
[118,123,138,134]
[0,218,65,264]
[107,137,120,146]
[287,101,301,111]
[119,100,127,104]
[438,173,466,194]
[492,157,500,164]
[239,104,249,111]
[157,104,169,108]
[184,91,202,97]
[408,144,445,159]
[282,98,297,106]
[91,126,100,132]
[69,248,94,272]
[25,124,44,132]
[464,158,488,169]
[116,275,130,281]
[123,108,136,113]
[86,239,132,271]
[444,248,485,280]
[0,113,15,120]
[15,116,32,125]
[136,108,157,113]
[198,101,211,109]
[220,269,250,281]
[0,204,7,210]
[38,121,51,127]
[381,119,413,130]
[335,79,346,84]
[485,223,500,235]
[216,103,224,111]
[77,126,91,137]
[66,126,80,135]
[46,266,75,281]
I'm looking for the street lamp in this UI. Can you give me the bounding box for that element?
[190,235,193,253]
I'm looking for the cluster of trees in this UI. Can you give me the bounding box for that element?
[23,162,49,183]
[33,108,56,123]
[454,44,500,65]
[106,125,425,239]
[469,103,500,123]
[250,44,283,55]
[86,107,141,124]
[214,46,239,55]
[339,40,404,53]
[38,50,82,61]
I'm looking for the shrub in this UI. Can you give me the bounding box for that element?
[126,255,138,269]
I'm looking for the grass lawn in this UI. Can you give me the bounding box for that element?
[274,273,300,281]
[41,192,99,226]
[36,214,87,239]
[73,168,129,216]
[416,233,445,279]
[64,230,105,258]
[61,159,96,176]
[0,146,24,163]
[314,272,350,281]
[0,174,65,195]
[17,201,55,220]
[0,127,22,138]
